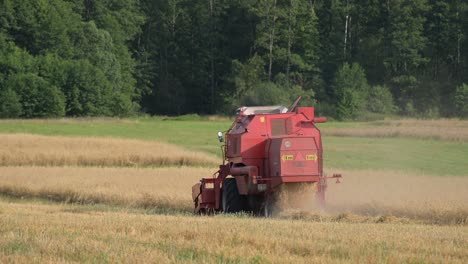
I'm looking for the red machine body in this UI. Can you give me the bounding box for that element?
[192,100,340,215]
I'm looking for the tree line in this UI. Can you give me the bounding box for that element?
[0,0,467,119]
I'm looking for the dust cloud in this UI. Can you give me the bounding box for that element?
[277,170,468,224]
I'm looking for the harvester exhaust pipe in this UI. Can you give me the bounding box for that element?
[287,96,302,112]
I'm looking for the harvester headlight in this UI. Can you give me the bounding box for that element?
[217,131,224,142]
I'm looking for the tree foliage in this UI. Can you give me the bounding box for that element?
[367,85,396,115]
[0,0,142,118]
[454,83,468,118]
[332,63,369,119]
[0,0,467,118]
[0,87,22,118]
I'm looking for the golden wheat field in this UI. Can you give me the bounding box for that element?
[0,134,218,167]
[0,166,466,225]
[323,118,468,141]
[0,121,468,263]
[1,201,467,263]
[0,166,211,212]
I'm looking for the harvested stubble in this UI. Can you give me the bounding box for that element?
[0,200,467,263]
[0,134,218,167]
[0,166,467,225]
[323,118,468,141]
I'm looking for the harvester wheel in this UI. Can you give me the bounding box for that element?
[262,198,274,217]
[222,178,245,213]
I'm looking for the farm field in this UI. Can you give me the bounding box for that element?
[1,118,468,174]
[0,118,467,263]
[1,199,466,263]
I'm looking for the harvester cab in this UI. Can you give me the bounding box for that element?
[192,97,341,216]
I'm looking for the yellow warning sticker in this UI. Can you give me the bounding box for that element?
[306,154,318,161]
[282,154,294,161]
[260,116,265,123]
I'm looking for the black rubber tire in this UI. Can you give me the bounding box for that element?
[262,198,274,217]
[222,178,245,213]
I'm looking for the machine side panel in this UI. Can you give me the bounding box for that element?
[226,115,268,162]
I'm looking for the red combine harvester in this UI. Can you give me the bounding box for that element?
[192,97,341,216]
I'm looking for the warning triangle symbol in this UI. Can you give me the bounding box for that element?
[296,152,304,161]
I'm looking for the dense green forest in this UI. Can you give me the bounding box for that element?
[0,0,467,119]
